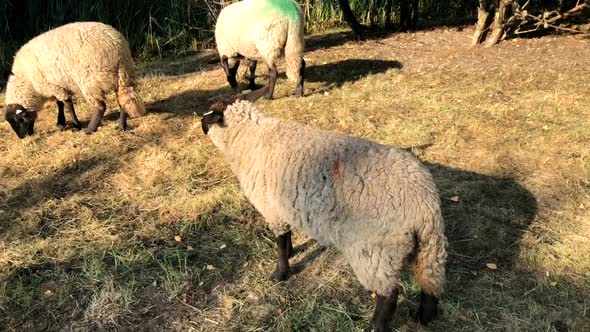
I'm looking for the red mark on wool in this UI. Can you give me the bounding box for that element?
[332,160,341,177]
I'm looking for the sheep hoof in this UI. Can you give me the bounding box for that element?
[57,124,66,131]
[295,87,304,97]
[228,77,239,90]
[417,306,438,325]
[417,292,439,325]
[71,126,81,132]
[365,322,390,332]
[272,268,289,282]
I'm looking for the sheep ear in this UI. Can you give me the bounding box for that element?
[201,110,224,135]
[4,104,27,120]
[239,86,269,103]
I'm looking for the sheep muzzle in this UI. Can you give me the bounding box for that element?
[201,110,224,135]
[4,104,37,139]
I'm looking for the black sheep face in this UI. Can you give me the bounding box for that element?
[4,104,37,139]
[201,86,271,135]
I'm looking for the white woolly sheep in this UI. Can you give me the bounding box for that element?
[4,21,145,139]
[201,88,448,331]
[215,0,305,99]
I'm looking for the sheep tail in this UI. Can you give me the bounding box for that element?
[116,66,146,118]
[284,17,305,83]
[413,212,447,298]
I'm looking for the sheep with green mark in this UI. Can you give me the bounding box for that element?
[215,0,305,99]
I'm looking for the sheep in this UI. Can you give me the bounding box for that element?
[201,87,448,331]
[215,0,305,99]
[3,21,145,139]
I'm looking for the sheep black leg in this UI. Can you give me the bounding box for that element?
[273,230,292,281]
[417,291,439,325]
[287,232,294,258]
[265,64,278,100]
[221,55,238,90]
[65,99,81,131]
[247,60,257,90]
[229,61,240,90]
[295,57,305,97]
[367,289,398,332]
[56,100,66,130]
[87,101,106,134]
[118,103,128,131]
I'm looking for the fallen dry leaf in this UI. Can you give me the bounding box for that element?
[486,263,498,270]
[206,265,216,270]
[549,281,558,287]
[174,235,182,242]
[457,314,469,321]
[450,196,460,202]
[245,292,259,304]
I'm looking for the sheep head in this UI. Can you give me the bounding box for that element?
[4,104,37,139]
[201,86,268,135]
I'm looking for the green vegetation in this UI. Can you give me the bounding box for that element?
[0,0,477,70]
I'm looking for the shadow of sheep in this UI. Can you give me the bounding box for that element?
[305,58,403,91]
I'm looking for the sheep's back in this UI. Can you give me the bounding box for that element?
[215,3,259,59]
[218,117,440,246]
[14,22,132,99]
[215,0,301,61]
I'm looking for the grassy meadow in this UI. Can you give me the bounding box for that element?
[1,27,589,331]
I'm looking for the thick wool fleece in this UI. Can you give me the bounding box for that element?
[6,22,145,117]
[215,0,304,82]
[207,100,447,296]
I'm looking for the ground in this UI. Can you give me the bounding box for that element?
[0,26,589,331]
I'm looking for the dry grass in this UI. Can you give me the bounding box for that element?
[1,27,590,331]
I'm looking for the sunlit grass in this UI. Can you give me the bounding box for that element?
[1,27,589,331]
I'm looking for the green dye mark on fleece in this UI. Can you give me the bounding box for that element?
[260,0,300,21]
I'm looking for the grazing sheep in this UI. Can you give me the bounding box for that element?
[3,21,145,139]
[215,0,305,99]
[201,88,448,331]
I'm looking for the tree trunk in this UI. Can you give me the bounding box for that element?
[486,0,513,46]
[337,0,364,36]
[410,0,419,29]
[400,0,410,31]
[473,0,491,45]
